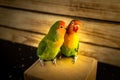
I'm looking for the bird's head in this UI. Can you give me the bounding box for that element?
[67,20,82,34]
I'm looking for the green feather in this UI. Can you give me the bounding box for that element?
[37,21,61,60]
[47,21,60,41]
[61,42,79,57]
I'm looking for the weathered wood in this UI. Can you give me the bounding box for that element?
[0,7,120,49]
[0,0,120,22]
[0,27,44,47]
[24,54,97,80]
[79,43,120,67]
[0,27,120,66]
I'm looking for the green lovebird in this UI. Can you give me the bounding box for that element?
[61,20,82,63]
[37,20,66,66]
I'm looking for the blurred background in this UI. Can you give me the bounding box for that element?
[0,0,120,80]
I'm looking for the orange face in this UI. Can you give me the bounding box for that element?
[67,20,82,34]
[57,21,66,38]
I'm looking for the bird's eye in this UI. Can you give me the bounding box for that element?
[60,26,63,28]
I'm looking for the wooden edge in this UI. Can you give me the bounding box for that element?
[24,60,39,80]
[24,55,98,80]
[86,58,97,80]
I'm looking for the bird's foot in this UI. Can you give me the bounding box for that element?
[58,52,62,59]
[72,56,78,64]
[52,58,56,64]
[58,55,62,59]
[39,58,44,66]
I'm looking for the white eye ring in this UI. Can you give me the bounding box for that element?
[75,25,79,27]
[71,21,74,25]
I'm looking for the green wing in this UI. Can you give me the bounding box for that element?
[37,37,60,60]
[37,38,46,56]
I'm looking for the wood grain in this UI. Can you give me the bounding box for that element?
[0,27,120,66]
[0,0,120,21]
[0,27,44,47]
[0,7,120,49]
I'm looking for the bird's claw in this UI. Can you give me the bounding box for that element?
[58,52,62,59]
[59,55,62,59]
[39,58,44,66]
[52,58,56,64]
[72,56,78,64]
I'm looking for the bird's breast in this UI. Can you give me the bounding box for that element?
[56,39,64,48]
[64,33,79,48]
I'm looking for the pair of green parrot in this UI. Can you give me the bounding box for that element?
[37,20,82,66]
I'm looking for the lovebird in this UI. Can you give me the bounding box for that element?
[61,20,82,63]
[37,20,66,66]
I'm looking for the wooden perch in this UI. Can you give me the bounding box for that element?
[24,54,97,80]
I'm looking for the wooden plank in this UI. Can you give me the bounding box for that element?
[0,27,44,47]
[24,55,97,80]
[0,0,120,22]
[0,7,120,49]
[79,43,120,67]
[0,27,120,67]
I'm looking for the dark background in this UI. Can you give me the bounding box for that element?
[0,39,120,80]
